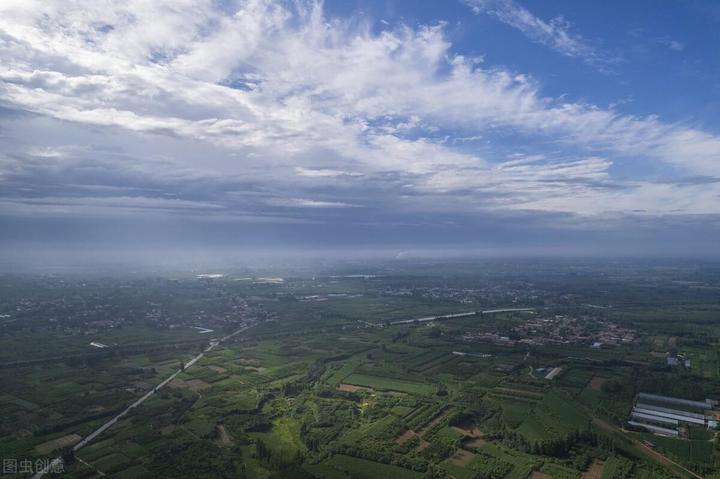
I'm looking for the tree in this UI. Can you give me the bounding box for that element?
[573,453,592,471]
[255,439,271,461]
[60,447,75,466]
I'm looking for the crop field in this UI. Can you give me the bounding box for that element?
[321,454,424,479]
[34,433,82,455]
[516,392,590,444]
[599,456,634,479]
[343,373,436,395]
[0,352,198,461]
[489,385,545,403]
[684,347,720,379]
[556,368,595,391]
[473,443,537,479]
[488,396,536,428]
[404,350,457,373]
[637,432,715,467]
[540,462,581,479]
[4,265,720,479]
[325,365,356,386]
[249,417,306,463]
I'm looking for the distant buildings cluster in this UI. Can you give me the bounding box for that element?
[462,314,636,348]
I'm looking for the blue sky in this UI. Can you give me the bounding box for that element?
[327,1,720,118]
[0,0,719,260]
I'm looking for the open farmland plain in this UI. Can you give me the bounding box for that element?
[2,260,720,478]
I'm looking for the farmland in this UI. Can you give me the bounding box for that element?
[2,260,720,478]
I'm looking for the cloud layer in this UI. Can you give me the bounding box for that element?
[0,0,719,253]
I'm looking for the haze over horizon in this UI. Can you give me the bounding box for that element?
[1,0,719,261]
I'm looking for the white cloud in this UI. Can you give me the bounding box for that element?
[295,167,363,178]
[669,40,685,51]
[0,0,718,223]
[265,198,360,208]
[663,39,685,52]
[465,0,616,71]
[510,182,720,216]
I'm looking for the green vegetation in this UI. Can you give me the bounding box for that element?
[3,261,720,478]
[322,455,423,479]
[343,373,435,395]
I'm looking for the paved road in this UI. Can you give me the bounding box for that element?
[389,307,535,325]
[480,308,535,314]
[33,326,250,479]
[389,311,478,325]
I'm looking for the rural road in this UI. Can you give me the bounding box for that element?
[389,308,535,325]
[33,325,250,479]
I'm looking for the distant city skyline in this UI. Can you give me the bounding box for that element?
[1,0,719,260]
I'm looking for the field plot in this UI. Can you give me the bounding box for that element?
[540,462,581,479]
[250,417,306,463]
[322,454,423,479]
[581,460,604,479]
[516,392,590,445]
[35,433,82,455]
[114,464,150,479]
[396,429,417,444]
[404,350,456,373]
[304,463,351,479]
[637,432,714,467]
[599,455,634,479]
[555,368,595,391]
[195,382,259,411]
[443,442,537,479]
[485,394,537,429]
[685,348,720,379]
[431,424,464,446]
[449,448,475,466]
[489,385,545,402]
[343,373,435,395]
[453,424,484,438]
[0,352,198,461]
[401,403,447,432]
[326,361,359,386]
[588,376,608,391]
[93,452,132,474]
[337,383,373,393]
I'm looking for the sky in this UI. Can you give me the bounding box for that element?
[1,0,719,262]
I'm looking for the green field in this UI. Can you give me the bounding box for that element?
[323,455,424,479]
[4,264,720,479]
[343,373,436,395]
[516,392,590,445]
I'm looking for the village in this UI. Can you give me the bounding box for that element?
[463,314,637,348]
